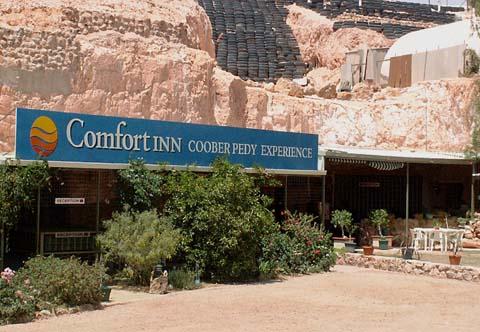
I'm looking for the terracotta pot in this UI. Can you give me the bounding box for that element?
[448,255,461,265]
[362,246,374,256]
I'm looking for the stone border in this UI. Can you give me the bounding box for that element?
[337,253,480,282]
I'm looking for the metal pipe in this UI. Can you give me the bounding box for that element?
[321,175,326,227]
[36,187,41,254]
[0,224,4,270]
[96,170,100,233]
[472,162,476,214]
[284,176,288,212]
[405,163,410,246]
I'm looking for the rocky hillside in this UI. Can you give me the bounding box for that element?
[0,0,476,154]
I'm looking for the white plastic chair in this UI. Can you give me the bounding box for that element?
[429,230,444,252]
[410,229,424,251]
[446,230,464,253]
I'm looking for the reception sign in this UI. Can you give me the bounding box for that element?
[15,108,319,171]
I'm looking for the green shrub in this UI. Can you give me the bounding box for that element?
[331,210,353,238]
[0,279,35,325]
[464,49,480,77]
[13,256,104,310]
[97,209,182,285]
[164,158,278,281]
[369,209,389,237]
[259,231,295,278]
[260,212,336,277]
[0,161,51,232]
[117,159,165,211]
[168,269,196,290]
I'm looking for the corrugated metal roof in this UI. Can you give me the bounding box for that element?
[321,146,470,164]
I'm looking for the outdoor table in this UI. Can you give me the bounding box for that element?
[412,228,464,252]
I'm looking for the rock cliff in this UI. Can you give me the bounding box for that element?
[0,0,476,154]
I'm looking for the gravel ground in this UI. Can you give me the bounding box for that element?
[3,265,479,332]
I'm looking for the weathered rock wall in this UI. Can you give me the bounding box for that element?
[286,4,393,69]
[0,1,476,155]
[0,0,217,152]
[242,79,475,152]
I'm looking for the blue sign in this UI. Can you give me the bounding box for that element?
[15,108,319,171]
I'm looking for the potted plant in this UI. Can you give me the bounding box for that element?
[448,244,462,265]
[362,238,374,256]
[331,210,355,251]
[369,209,391,250]
[344,223,358,253]
[432,218,442,230]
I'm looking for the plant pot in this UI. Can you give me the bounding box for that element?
[402,247,414,260]
[101,285,112,302]
[332,237,355,249]
[379,239,389,250]
[448,255,461,265]
[344,242,356,253]
[371,235,393,249]
[362,246,374,256]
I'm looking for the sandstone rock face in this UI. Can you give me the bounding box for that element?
[245,78,476,152]
[0,0,216,152]
[212,68,248,128]
[0,1,476,155]
[305,67,340,98]
[286,4,393,69]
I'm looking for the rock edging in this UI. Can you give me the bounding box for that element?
[336,253,480,282]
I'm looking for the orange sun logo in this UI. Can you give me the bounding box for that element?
[29,116,58,157]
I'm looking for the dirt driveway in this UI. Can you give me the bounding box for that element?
[3,265,479,332]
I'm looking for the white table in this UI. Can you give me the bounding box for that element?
[412,228,464,252]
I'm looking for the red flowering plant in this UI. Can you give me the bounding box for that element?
[260,211,336,277]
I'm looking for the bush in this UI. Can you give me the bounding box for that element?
[164,159,278,281]
[331,210,353,238]
[168,269,196,290]
[369,209,389,237]
[260,212,336,277]
[117,159,164,211]
[464,49,480,77]
[0,279,35,325]
[13,256,104,310]
[97,209,182,285]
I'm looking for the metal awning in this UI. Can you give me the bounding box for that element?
[321,146,471,165]
[0,153,326,176]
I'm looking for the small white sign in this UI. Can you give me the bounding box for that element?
[54,198,85,205]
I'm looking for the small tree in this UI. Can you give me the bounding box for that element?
[117,159,164,212]
[0,161,51,232]
[97,209,182,285]
[369,209,389,237]
[331,210,353,238]
[345,222,358,240]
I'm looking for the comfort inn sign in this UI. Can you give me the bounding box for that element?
[15,108,319,172]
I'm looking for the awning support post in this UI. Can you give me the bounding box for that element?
[321,175,326,227]
[36,187,41,255]
[96,170,100,233]
[472,162,476,214]
[405,163,410,247]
